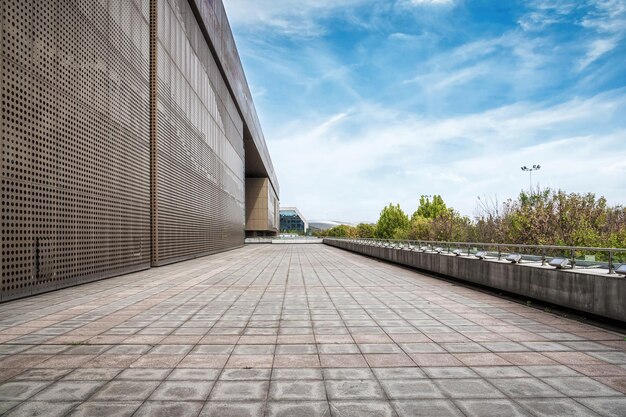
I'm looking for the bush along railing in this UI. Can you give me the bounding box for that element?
[324,238,626,275]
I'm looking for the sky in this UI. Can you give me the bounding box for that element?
[223,0,626,223]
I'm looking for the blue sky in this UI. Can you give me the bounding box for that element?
[223,0,626,223]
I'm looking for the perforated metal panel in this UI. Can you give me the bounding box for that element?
[1,0,264,301]
[1,0,152,301]
[152,0,245,265]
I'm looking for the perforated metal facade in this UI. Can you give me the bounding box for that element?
[1,0,276,301]
[152,0,245,265]
[1,0,152,301]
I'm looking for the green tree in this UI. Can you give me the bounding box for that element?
[356,223,376,238]
[413,195,448,220]
[326,224,358,238]
[408,215,432,240]
[376,203,409,239]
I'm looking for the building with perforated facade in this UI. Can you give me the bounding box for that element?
[0,0,279,301]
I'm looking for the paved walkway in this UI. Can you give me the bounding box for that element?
[0,244,625,417]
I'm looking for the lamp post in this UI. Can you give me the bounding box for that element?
[521,164,540,193]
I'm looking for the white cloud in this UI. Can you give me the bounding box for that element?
[270,92,626,222]
[517,1,577,31]
[577,0,626,69]
[402,0,455,5]
[578,37,619,70]
[223,0,372,36]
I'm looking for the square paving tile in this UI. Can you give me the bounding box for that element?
[325,380,385,400]
[191,345,234,355]
[68,401,142,417]
[167,368,220,380]
[13,368,71,381]
[233,345,275,355]
[273,354,320,368]
[149,380,213,400]
[90,380,160,401]
[435,379,505,399]
[517,398,601,417]
[0,381,51,400]
[323,368,375,380]
[454,399,530,417]
[269,380,326,401]
[542,376,623,397]
[372,367,425,380]
[225,354,273,368]
[133,401,204,417]
[392,399,464,417]
[364,353,414,367]
[209,381,269,400]
[380,379,444,399]
[400,343,445,353]
[200,401,265,417]
[116,368,171,381]
[4,401,79,417]
[360,344,403,354]
[272,368,323,380]
[266,401,329,417]
[521,365,581,377]
[488,377,564,398]
[577,397,626,417]
[220,369,272,381]
[32,381,105,401]
[329,400,397,417]
[409,353,463,367]
[471,366,530,378]
[453,353,511,366]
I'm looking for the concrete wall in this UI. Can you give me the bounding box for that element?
[324,239,626,323]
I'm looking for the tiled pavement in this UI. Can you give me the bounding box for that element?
[0,244,625,417]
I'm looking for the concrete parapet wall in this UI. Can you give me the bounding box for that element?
[246,238,323,244]
[324,239,626,323]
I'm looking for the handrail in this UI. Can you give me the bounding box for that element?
[323,237,626,253]
[323,237,626,274]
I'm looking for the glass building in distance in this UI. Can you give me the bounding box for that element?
[280,207,309,235]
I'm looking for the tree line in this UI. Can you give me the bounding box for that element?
[315,189,626,248]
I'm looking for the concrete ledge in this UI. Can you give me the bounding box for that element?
[245,238,323,244]
[324,239,626,323]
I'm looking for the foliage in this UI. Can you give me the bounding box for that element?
[376,204,410,239]
[321,188,626,249]
[356,223,376,238]
[373,189,626,248]
[321,224,358,238]
[412,195,448,220]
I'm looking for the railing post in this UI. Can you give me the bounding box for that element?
[498,248,501,260]
[608,251,614,274]
[570,249,576,269]
[541,248,546,266]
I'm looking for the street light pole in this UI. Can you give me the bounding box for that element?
[521,164,541,194]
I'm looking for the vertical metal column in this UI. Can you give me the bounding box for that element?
[150,0,159,266]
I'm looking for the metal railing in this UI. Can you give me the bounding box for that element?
[324,238,626,274]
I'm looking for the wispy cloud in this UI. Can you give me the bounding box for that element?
[271,92,626,221]
[577,0,626,69]
[223,0,373,37]
[224,0,626,222]
[517,1,578,31]
[399,0,456,6]
[579,37,619,70]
